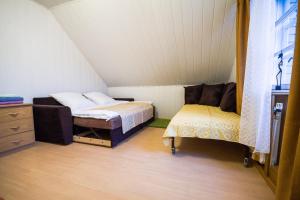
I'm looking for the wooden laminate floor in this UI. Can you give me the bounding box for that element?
[0,127,274,200]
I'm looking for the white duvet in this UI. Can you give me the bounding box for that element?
[72,101,126,120]
[72,101,153,133]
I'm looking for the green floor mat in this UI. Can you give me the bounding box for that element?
[148,118,171,128]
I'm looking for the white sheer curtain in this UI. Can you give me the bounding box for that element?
[239,0,275,162]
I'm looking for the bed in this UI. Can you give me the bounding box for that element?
[163,83,251,166]
[33,97,154,147]
[72,101,154,147]
[163,104,251,165]
[163,104,240,143]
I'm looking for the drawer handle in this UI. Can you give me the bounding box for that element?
[11,139,23,144]
[10,126,20,131]
[8,112,19,117]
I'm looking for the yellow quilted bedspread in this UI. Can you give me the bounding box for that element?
[163,105,240,143]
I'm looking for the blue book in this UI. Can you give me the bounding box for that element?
[0,96,24,102]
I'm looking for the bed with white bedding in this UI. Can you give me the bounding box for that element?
[73,101,154,133]
[71,101,154,147]
[46,92,154,147]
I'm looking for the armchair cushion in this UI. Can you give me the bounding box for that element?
[199,83,225,106]
[184,84,203,104]
[220,82,236,112]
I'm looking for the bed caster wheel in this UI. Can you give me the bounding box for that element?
[170,137,176,155]
[244,157,250,167]
[171,147,176,155]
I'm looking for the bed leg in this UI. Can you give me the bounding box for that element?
[243,146,252,167]
[171,137,175,155]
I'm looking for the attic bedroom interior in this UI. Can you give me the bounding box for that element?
[0,0,300,199]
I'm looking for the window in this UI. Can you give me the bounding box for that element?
[273,0,298,90]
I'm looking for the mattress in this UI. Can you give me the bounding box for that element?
[73,102,153,133]
[163,105,240,143]
[74,116,122,129]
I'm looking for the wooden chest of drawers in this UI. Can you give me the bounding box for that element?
[0,104,35,153]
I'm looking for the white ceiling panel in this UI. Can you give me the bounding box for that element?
[51,0,236,86]
[33,0,74,8]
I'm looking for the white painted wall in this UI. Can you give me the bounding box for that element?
[228,58,237,82]
[108,86,185,118]
[0,0,107,103]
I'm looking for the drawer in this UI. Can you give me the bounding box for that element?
[0,106,32,123]
[0,131,35,153]
[0,118,34,138]
[73,135,111,147]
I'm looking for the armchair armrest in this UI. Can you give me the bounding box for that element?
[113,98,134,102]
[33,105,73,145]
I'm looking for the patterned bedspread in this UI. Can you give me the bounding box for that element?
[163,105,240,143]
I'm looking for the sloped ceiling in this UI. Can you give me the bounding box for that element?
[50,0,236,86]
[33,0,73,8]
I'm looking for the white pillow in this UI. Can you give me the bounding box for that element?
[50,92,96,111]
[83,92,116,105]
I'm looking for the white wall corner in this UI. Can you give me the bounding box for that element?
[228,58,236,82]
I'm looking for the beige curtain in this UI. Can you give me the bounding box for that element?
[236,0,250,115]
[276,2,300,199]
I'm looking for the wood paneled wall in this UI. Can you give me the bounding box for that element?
[51,0,237,86]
